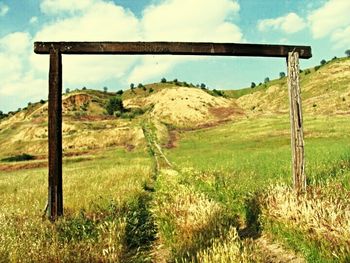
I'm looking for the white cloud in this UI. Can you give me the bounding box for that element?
[307,0,350,48]
[308,0,350,38]
[32,1,141,85]
[331,25,350,48]
[258,12,306,34]
[0,2,9,16]
[128,0,243,83]
[30,16,38,24]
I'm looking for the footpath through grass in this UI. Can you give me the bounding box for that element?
[163,114,350,261]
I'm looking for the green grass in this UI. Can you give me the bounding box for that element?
[0,147,155,262]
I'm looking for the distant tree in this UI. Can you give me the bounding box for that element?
[82,86,87,90]
[314,65,321,71]
[0,110,3,120]
[200,83,206,89]
[138,83,143,89]
[106,97,124,115]
[304,69,311,75]
[332,56,338,61]
[65,88,70,94]
[103,86,108,93]
[320,59,327,66]
[130,83,135,90]
[161,77,167,83]
[28,102,32,106]
[345,50,350,57]
[116,90,123,95]
[142,86,147,91]
[258,82,262,86]
[279,72,286,78]
[40,99,45,104]
[196,84,200,88]
[264,77,270,83]
[251,82,256,88]
[173,78,178,83]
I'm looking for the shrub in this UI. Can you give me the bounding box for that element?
[82,86,87,90]
[116,90,123,95]
[212,89,224,97]
[0,110,7,120]
[304,69,311,75]
[40,99,45,104]
[264,77,270,83]
[1,153,35,162]
[138,83,143,89]
[320,59,327,66]
[65,88,70,94]
[130,83,135,90]
[345,49,350,57]
[251,82,256,88]
[314,65,321,71]
[161,78,167,83]
[200,83,206,89]
[279,72,286,78]
[173,78,178,83]
[142,86,147,91]
[106,97,124,115]
[332,56,338,61]
[149,88,154,93]
[103,86,108,93]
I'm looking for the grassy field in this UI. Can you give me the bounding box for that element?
[1,114,350,262]
[0,148,157,262]
[160,114,350,261]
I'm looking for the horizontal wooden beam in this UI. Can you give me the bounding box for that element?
[34,42,312,59]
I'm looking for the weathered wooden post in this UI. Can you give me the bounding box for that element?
[48,46,63,220]
[287,51,306,192]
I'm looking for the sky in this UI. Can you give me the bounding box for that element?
[0,0,349,113]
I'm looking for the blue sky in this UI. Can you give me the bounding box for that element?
[0,0,349,112]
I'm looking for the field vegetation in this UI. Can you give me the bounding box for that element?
[1,57,350,262]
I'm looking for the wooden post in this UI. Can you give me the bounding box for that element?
[287,51,306,192]
[48,47,63,220]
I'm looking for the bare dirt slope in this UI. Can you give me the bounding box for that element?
[125,86,244,127]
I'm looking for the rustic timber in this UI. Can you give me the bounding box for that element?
[35,41,311,221]
[287,51,306,192]
[48,47,63,220]
[34,42,312,58]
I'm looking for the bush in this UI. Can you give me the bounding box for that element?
[212,89,224,97]
[320,59,327,66]
[345,50,350,57]
[161,78,167,83]
[130,83,135,89]
[304,69,311,75]
[0,110,7,120]
[40,99,45,104]
[103,86,108,93]
[65,88,70,94]
[138,83,144,89]
[106,97,124,115]
[116,90,123,95]
[264,77,270,83]
[200,83,206,89]
[82,86,87,90]
[251,82,256,88]
[149,88,154,93]
[314,65,321,71]
[1,153,35,162]
[279,72,286,78]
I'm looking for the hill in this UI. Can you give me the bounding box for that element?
[225,57,350,115]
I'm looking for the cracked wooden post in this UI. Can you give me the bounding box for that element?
[48,47,63,220]
[287,51,306,192]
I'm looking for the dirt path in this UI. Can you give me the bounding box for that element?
[254,234,306,263]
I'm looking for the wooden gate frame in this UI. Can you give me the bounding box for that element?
[34,41,312,221]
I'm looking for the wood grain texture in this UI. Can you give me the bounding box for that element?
[48,48,63,220]
[34,42,312,58]
[287,52,306,192]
